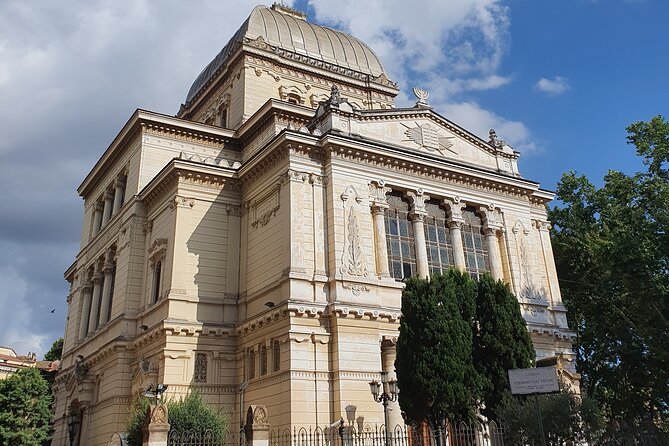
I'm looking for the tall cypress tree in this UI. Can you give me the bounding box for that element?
[473,274,535,419]
[396,269,481,424]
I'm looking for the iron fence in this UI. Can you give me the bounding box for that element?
[167,428,246,446]
[269,422,506,446]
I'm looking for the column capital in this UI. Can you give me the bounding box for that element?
[479,204,504,233]
[404,189,430,214]
[369,180,391,209]
[114,175,126,188]
[533,219,551,232]
[94,201,104,211]
[104,190,114,201]
[91,273,102,284]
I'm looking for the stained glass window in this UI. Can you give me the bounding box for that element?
[461,207,490,280]
[384,192,416,280]
[425,201,454,275]
[194,353,207,383]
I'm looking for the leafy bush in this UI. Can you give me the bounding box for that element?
[126,390,229,446]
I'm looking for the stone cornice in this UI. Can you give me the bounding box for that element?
[139,159,240,211]
[319,135,553,205]
[78,110,238,198]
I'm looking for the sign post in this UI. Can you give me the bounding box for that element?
[508,367,559,446]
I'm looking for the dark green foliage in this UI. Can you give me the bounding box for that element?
[396,269,481,424]
[126,390,229,446]
[167,391,229,440]
[549,115,669,434]
[44,338,63,361]
[498,392,601,446]
[473,274,535,419]
[125,396,150,446]
[0,367,53,446]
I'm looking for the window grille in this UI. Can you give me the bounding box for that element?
[194,353,207,383]
[425,201,454,275]
[385,192,416,280]
[260,345,268,376]
[461,208,490,280]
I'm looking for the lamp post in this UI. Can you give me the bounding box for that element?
[369,371,399,446]
[67,411,79,446]
[143,383,169,406]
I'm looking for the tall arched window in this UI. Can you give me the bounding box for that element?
[461,207,490,280]
[385,192,416,280]
[425,200,454,275]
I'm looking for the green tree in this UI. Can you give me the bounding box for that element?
[126,390,229,446]
[44,338,63,362]
[396,269,481,424]
[473,275,535,419]
[549,115,669,436]
[0,367,53,446]
[498,392,603,446]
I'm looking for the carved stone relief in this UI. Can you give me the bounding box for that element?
[402,122,457,156]
[250,185,280,229]
[512,219,547,302]
[340,186,368,277]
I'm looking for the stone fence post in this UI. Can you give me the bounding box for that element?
[143,403,170,446]
[245,405,270,446]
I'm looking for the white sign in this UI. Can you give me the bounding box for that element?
[508,367,559,395]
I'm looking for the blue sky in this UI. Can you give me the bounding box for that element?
[0,0,665,355]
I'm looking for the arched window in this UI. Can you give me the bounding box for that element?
[425,200,454,275]
[248,349,256,380]
[151,261,162,304]
[385,192,416,280]
[461,207,490,280]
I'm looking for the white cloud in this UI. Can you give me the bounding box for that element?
[535,76,571,96]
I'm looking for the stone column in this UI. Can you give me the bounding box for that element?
[480,206,505,281]
[92,201,103,237]
[445,199,467,272]
[406,190,429,279]
[411,213,429,278]
[98,255,115,326]
[78,279,93,339]
[371,205,390,277]
[101,190,114,226]
[381,338,402,431]
[87,271,102,334]
[112,176,126,215]
[370,180,391,278]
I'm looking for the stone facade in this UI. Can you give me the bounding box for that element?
[52,5,576,445]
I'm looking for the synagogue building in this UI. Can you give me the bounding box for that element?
[52,4,577,445]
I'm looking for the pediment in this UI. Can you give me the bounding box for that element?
[312,106,519,175]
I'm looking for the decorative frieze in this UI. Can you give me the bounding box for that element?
[340,185,369,277]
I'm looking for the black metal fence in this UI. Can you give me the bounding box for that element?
[269,422,507,446]
[167,428,246,446]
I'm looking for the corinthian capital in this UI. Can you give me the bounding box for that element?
[368,180,391,211]
[405,189,429,216]
[479,205,504,233]
[444,197,466,226]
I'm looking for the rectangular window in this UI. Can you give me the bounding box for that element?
[425,201,454,275]
[260,345,268,376]
[273,340,280,372]
[151,261,162,304]
[248,350,256,380]
[462,208,490,280]
[385,192,416,280]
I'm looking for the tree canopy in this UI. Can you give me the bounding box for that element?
[474,275,535,419]
[44,337,63,362]
[396,269,480,424]
[549,115,669,435]
[0,367,53,446]
[396,269,534,424]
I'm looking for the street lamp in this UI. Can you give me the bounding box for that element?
[67,411,79,446]
[369,371,399,446]
[143,383,168,406]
